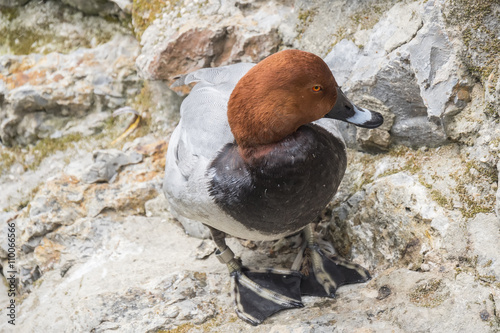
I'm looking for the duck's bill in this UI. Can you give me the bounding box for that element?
[324,87,383,128]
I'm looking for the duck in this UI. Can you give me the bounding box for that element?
[163,49,383,325]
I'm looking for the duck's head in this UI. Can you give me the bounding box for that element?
[228,49,383,150]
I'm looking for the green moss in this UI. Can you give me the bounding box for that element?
[451,160,497,218]
[379,159,421,178]
[485,102,497,118]
[133,82,154,113]
[333,26,348,43]
[32,278,44,288]
[409,279,446,308]
[483,260,493,268]
[0,2,127,56]
[29,133,84,170]
[431,189,452,208]
[1,7,20,21]
[298,8,316,23]
[160,309,220,332]
[466,161,498,184]
[95,115,119,141]
[489,294,500,328]
[388,145,412,158]
[418,175,433,189]
[456,184,494,218]
[349,3,387,31]
[478,275,497,284]
[445,0,500,82]
[296,8,318,39]
[0,27,49,55]
[132,0,165,40]
[0,150,19,177]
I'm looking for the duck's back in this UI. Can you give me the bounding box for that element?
[171,63,256,162]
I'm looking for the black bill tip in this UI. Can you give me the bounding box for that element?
[325,87,384,129]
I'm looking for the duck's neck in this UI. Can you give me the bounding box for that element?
[236,125,316,167]
[238,144,275,165]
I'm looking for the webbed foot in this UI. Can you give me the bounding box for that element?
[296,224,371,297]
[231,267,303,325]
[209,227,303,326]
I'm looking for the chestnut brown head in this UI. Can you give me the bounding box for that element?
[227,50,338,148]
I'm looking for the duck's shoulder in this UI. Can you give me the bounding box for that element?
[172,62,256,91]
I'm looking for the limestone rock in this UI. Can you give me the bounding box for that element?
[497,161,500,220]
[170,212,211,240]
[469,213,500,280]
[136,0,286,85]
[325,0,472,149]
[15,137,166,246]
[329,172,448,270]
[145,194,170,218]
[485,63,500,119]
[111,0,132,14]
[442,0,500,88]
[0,0,29,7]
[0,35,140,145]
[60,0,123,16]
[0,1,133,55]
[82,149,143,184]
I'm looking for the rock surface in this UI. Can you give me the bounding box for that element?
[136,0,285,87]
[0,0,500,332]
[60,0,123,16]
[0,0,29,7]
[0,34,141,145]
[0,1,141,147]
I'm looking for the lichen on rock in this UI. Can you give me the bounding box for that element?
[0,1,132,56]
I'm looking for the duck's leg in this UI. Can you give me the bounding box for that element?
[293,223,371,297]
[209,227,303,325]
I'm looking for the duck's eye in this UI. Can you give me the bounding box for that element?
[312,85,322,92]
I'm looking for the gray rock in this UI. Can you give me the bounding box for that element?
[0,1,133,55]
[324,0,472,149]
[110,0,132,14]
[0,0,30,7]
[0,1,141,146]
[60,0,122,16]
[497,162,500,220]
[10,215,499,333]
[469,213,500,280]
[353,95,395,152]
[136,0,286,85]
[0,35,141,145]
[170,212,211,240]
[82,149,143,184]
[485,63,500,119]
[330,172,450,270]
[145,194,170,218]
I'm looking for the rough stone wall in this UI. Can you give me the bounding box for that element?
[0,0,499,332]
